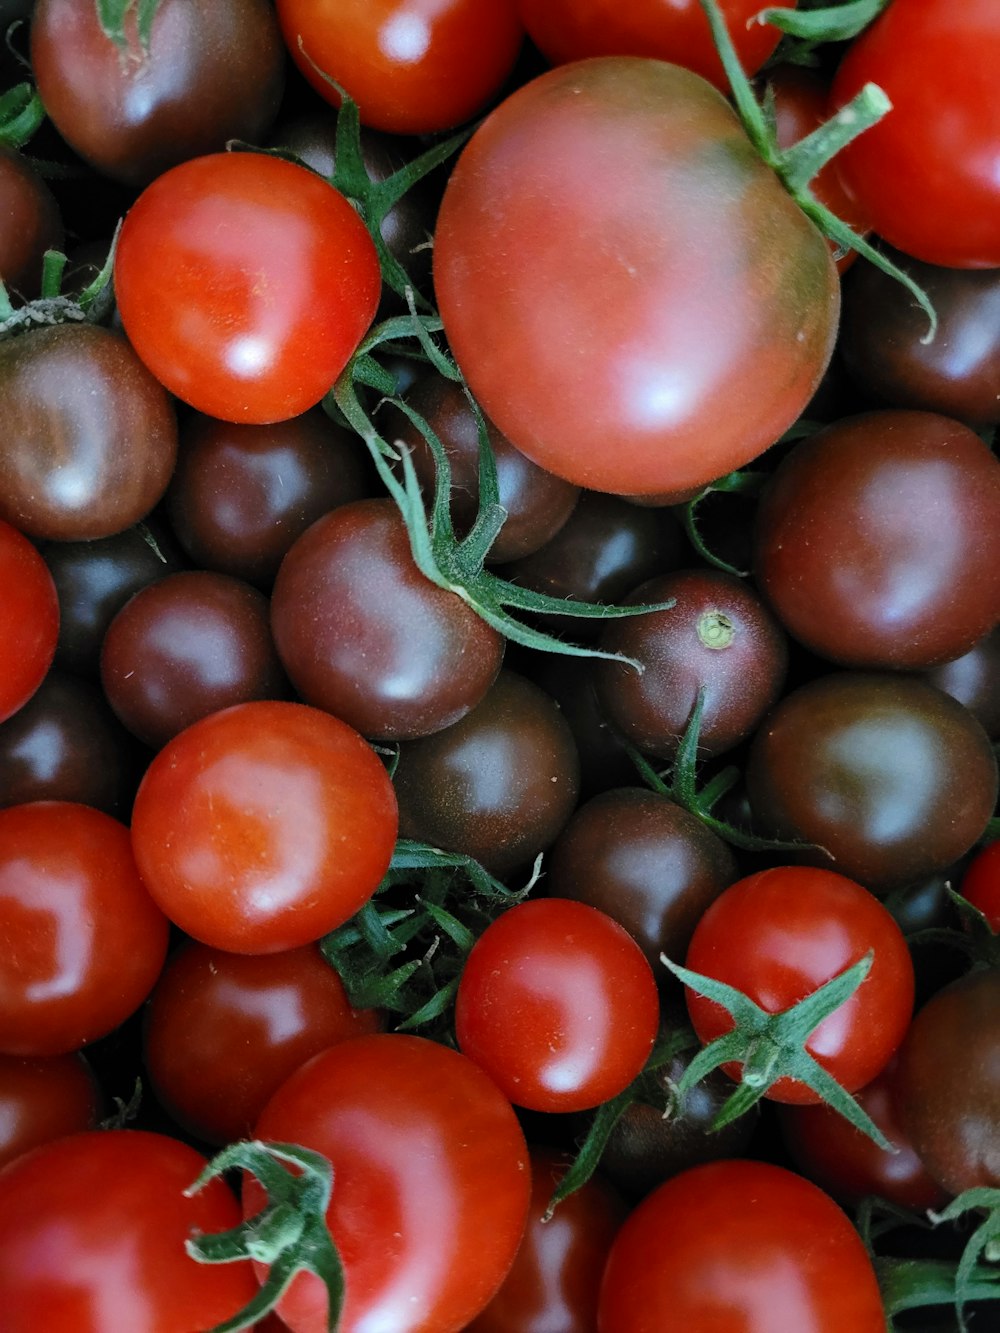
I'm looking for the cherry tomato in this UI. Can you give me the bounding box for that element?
[435,57,838,495]
[114,152,381,423]
[0,1130,258,1332]
[130,700,398,953]
[684,866,914,1103]
[598,1159,886,1332]
[455,898,660,1112]
[250,1033,531,1332]
[275,0,524,135]
[960,841,1000,930]
[831,0,1000,267]
[0,519,58,725]
[0,1052,100,1170]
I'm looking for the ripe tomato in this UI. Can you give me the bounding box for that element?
[434,57,838,496]
[114,151,381,423]
[831,0,1000,267]
[130,700,398,953]
[0,1052,100,1170]
[250,1033,531,1332]
[961,840,1000,929]
[0,519,58,724]
[684,866,914,1102]
[455,898,660,1112]
[598,1159,886,1332]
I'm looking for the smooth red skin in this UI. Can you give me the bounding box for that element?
[114,153,382,424]
[0,1053,100,1171]
[250,1034,532,1333]
[455,898,660,1113]
[519,0,793,92]
[435,57,838,496]
[468,1148,626,1333]
[130,700,398,954]
[0,802,169,1057]
[894,969,1000,1193]
[0,1130,258,1332]
[596,567,788,759]
[753,411,1000,670]
[0,324,178,542]
[144,942,382,1145]
[832,0,1000,267]
[0,149,63,300]
[597,1159,886,1333]
[271,498,504,741]
[100,569,288,749]
[276,0,523,135]
[0,520,58,724]
[961,841,1000,930]
[684,866,915,1104]
[31,0,284,187]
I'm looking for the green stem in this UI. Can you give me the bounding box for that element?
[777,83,891,197]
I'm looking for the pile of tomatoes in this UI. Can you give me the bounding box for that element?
[1,1,999,1330]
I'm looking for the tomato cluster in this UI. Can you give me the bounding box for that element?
[0,2,998,1331]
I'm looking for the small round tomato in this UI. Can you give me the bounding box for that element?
[960,841,1000,930]
[114,152,381,423]
[684,866,914,1103]
[0,520,58,725]
[0,1052,100,1170]
[598,1160,886,1332]
[455,898,660,1113]
[130,700,398,953]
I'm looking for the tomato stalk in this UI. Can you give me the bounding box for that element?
[0,82,45,149]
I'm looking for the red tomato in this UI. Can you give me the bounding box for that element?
[961,840,1000,930]
[435,58,838,496]
[250,1033,531,1332]
[114,152,381,423]
[831,0,1000,267]
[684,866,915,1103]
[0,1130,258,1332]
[598,1159,886,1332]
[518,0,794,92]
[130,701,398,954]
[0,519,58,724]
[455,898,660,1113]
[275,0,523,134]
[0,801,169,1057]
[0,1052,100,1170]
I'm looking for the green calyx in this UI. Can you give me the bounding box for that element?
[0,229,117,338]
[95,0,159,52]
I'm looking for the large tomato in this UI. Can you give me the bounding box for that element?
[434,58,838,496]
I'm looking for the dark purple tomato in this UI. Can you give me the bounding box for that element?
[525,655,637,797]
[0,324,177,541]
[0,148,63,301]
[596,568,788,758]
[0,1052,100,1171]
[43,518,186,678]
[746,673,999,893]
[0,670,139,816]
[923,625,1000,740]
[894,968,1000,1193]
[393,670,580,878]
[754,411,1000,669]
[271,498,504,741]
[546,787,737,971]
[100,570,288,749]
[840,248,1000,424]
[166,408,371,588]
[31,0,285,186]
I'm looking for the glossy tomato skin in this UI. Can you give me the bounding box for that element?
[455,898,660,1113]
[435,58,838,496]
[684,866,914,1103]
[275,0,524,135]
[832,0,1000,267]
[961,841,1000,929]
[130,700,398,953]
[0,1130,258,1332]
[597,1159,886,1332]
[0,520,58,725]
[0,148,62,300]
[250,1033,531,1333]
[114,153,382,424]
[0,1052,100,1171]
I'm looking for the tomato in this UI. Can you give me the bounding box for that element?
[0,1130,258,1332]
[961,841,1000,930]
[518,0,794,93]
[0,1052,100,1171]
[434,57,838,496]
[0,519,58,725]
[275,0,524,135]
[0,147,62,300]
[831,0,1000,267]
[683,866,914,1103]
[0,801,169,1057]
[114,152,382,423]
[455,898,660,1112]
[130,700,398,953]
[597,1159,886,1332]
[249,1033,531,1332]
